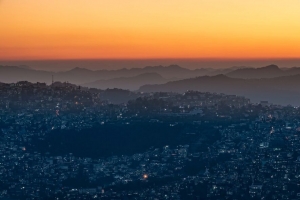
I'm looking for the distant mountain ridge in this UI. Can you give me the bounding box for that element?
[0,65,205,84]
[3,63,300,105]
[226,64,300,79]
[83,73,173,90]
[139,74,300,106]
[1,64,300,90]
[0,65,250,85]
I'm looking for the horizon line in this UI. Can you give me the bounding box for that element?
[2,57,300,62]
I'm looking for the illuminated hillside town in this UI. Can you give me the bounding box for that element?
[0,82,299,199]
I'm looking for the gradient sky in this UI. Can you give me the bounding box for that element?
[1,0,300,60]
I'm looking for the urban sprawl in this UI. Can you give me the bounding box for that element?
[0,81,300,199]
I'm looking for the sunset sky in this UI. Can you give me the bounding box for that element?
[1,0,300,60]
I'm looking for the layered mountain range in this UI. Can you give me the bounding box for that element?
[0,65,208,84]
[0,64,244,89]
[83,73,177,90]
[1,64,300,105]
[226,64,300,79]
[139,74,300,106]
[1,64,300,84]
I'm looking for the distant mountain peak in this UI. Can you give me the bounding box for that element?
[69,67,92,72]
[261,64,280,70]
[83,72,167,90]
[144,65,183,69]
[168,64,182,69]
[213,74,227,77]
[226,64,284,79]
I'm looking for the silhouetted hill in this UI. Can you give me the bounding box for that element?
[0,65,236,85]
[285,67,300,76]
[54,67,102,84]
[18,65,32,69]
[61,65,249,83]
[226,65,300,79]
[206,66,250,76]
[0,65,53,83]
[60,65,211,82]
[139,75,300,106]
[83,73,171,90]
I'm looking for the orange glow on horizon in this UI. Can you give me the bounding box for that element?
[1,0,300,60]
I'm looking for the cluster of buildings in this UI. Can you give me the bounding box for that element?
[0,82,300,199]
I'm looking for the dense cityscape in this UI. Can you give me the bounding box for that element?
[0,81,299,199]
